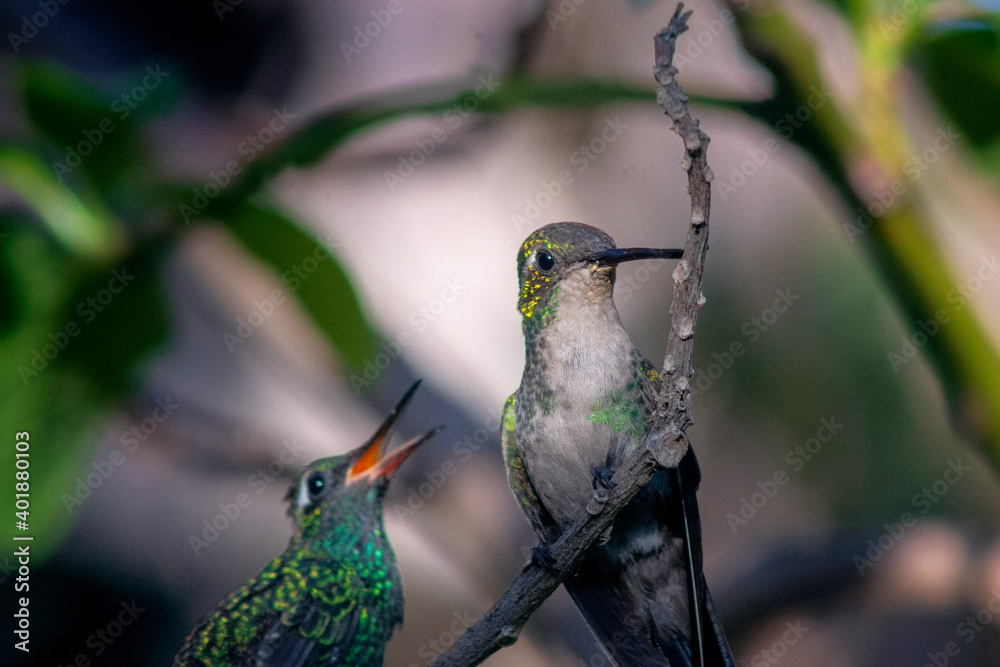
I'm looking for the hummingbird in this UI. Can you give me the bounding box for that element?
[174,381,439,667]
[502,222,734,666]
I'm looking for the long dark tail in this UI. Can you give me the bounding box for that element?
[672,453,736,667]
[676,465,706,667]
[565,557,681,666]
[565,560,734,667]
[564,451,735,666]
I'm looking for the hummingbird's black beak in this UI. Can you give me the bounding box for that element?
[584,247,683,266]
[346,381,441,484]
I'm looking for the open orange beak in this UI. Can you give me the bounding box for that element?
[346,381,441,484]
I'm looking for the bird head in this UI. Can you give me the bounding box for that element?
[286,381,439,543]
[516,222,682,332]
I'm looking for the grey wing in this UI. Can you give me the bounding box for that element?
[252,617,318,667]
[501,394,561,543]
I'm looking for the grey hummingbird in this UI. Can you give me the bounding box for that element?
[502,222,734,666]
[174,381,439,667]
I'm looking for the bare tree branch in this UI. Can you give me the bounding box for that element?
[649,2,712,453]
[429,5,711,665]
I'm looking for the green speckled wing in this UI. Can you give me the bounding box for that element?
[501,394,560,543]
[174,550,388,667]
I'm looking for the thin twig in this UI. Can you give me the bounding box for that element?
[429,5,710,665]
[650,2,712,447]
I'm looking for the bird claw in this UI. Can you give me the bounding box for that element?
[592,467,615,489]
[531,544,558,572]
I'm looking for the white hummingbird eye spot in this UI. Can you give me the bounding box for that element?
[297,471,329,513]
[296,474,312,512]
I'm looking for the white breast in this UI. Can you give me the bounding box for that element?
[521,268,640,525]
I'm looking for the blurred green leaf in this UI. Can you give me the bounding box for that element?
[0,145,124,259]
[0,225,103,559]
[19,60,147,194]
[0,210,28,332]
[20,60,110,141]
[0,367,106,560]
[0,219,171,558]
[810,0,873,32]
[911,19,1000,148]
[813,0,850,17]
[226,203,377,370]
[198,76,657,216]
[59,245,171,394]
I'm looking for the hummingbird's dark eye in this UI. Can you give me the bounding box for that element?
[307,472,325,499]
[536,250,555,273]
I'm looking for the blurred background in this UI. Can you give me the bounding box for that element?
[3,0,1000,665]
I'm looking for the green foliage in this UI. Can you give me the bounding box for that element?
[0,225,119,557]
[910,18,1000,173]
[0,211,29,331]
[57,246,171,394]
[20,60,143,197]
[226,204,377,370]
[205,76,654,213]
[0,156,167,555]
[811,0,868,31]
[720,2,1000,470]
[0,145,123,259]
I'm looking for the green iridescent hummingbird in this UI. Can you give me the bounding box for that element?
[503,223,734,666]
[174,382,439,667]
